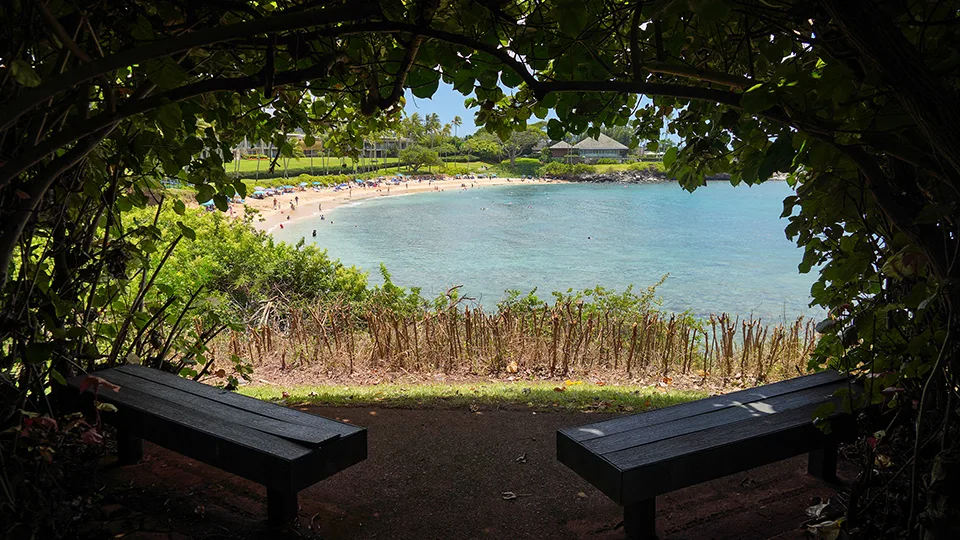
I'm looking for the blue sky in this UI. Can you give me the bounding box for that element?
[403,83,672,142]
[403,83,481,135]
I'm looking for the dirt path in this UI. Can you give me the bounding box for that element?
[92,406,847,539]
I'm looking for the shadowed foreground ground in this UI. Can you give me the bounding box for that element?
[87,406,849,539]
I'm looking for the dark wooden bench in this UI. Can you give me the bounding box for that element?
[557,370,855,539]
[67,365,366,525]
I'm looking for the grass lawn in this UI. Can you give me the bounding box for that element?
[233,156,401,173]
[234,161,496,188]
[240,380,705,413]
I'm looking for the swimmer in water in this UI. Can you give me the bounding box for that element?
[312,230,317,237]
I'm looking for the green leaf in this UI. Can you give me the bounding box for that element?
[411,75,440,99]
[501,69,524,88]
[157,103,182,131]
[781,195,797,218]
[50,369,67,386]
[304,134,316,147]
[812,401,836,421]
[740,85,777,113]
[147,57,187,90]
[177,221,196,241]
[213,194,229,212]
[173,199,186,215]
[663,147,678,168]
[547,119,564,141]
[195,184,215,203]
[11,59,41,87]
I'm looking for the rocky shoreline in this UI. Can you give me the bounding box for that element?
[551,170,733,184]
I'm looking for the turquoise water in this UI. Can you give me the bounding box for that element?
[273,181,821,322]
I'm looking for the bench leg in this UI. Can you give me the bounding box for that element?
[623,498,657,540]
[267,489,298,525]
[808,442,838,482]
[116,429,143,465]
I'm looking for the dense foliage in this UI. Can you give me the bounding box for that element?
[398,144,442,171]
[2,0,959,537]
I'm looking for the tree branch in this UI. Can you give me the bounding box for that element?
[0,1,373,131]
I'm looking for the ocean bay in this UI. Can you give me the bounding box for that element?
[274,181,821,322]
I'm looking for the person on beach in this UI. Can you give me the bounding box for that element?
[312,230,316,237]
[318,202,322,211]
[295,196,299,205]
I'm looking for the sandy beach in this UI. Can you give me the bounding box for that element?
[242,176,562,233]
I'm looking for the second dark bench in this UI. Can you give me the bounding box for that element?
[557,370,855,539]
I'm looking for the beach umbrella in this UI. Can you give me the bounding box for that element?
[254,186,266,190]
[200,200,216,207]
[299,182,308,186]
[312,182,321,186]
[253,190,266,196]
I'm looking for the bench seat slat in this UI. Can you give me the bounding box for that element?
[98,370,340,446]
[605,398,846,472]
[69,376,310,462]
[584,381,849,455]
[561,370,845,443]
[116,365,359,438]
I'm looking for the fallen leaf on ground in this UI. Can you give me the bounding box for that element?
[553,386,565,392]
[806,499,830,518]
[501,492,517,500]
[516,453,527,464]
[806,519,843,540]
[506,361,519,373]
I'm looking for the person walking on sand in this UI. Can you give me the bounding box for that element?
[318,202,322,211]
[295,195,299,205]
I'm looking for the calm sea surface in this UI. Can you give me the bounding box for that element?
[273,181,822,322]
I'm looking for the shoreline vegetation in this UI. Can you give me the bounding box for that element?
[158,175,820,395]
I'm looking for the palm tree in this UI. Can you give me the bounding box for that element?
[452,116,462,138]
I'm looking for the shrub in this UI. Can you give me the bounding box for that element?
[538,162,596,177]
[499,157,541,177]
[595,158,620,164]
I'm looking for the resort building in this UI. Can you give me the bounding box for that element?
[549,141,573,158]
[362,137,413,160]
[572,134,629,162]
[547,135,631,163]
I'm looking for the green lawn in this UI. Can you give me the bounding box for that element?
[233,156,401,173]
[234,161,496,188]
[239,380,705,413]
